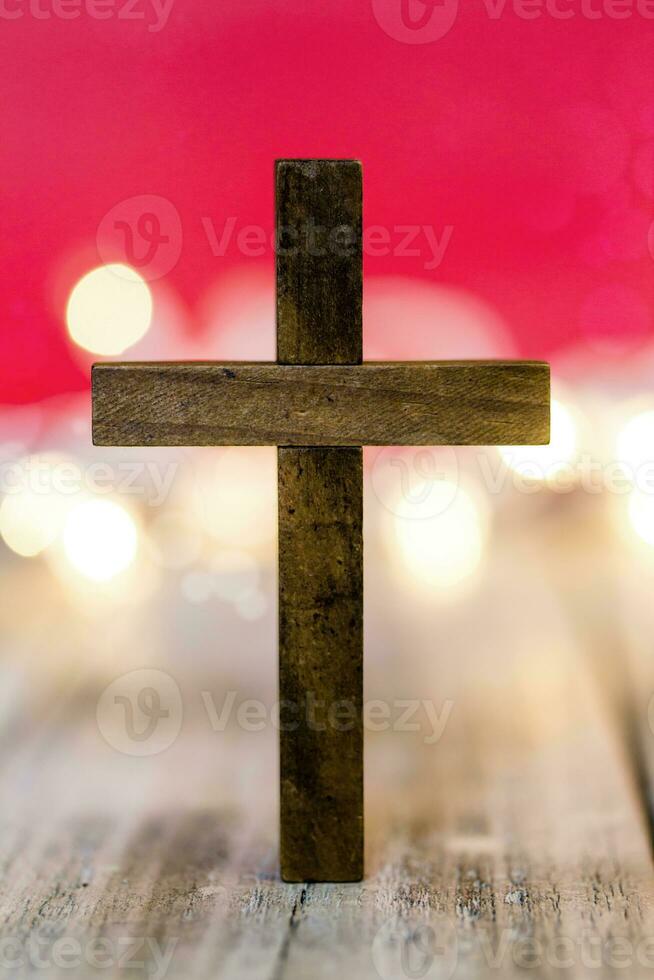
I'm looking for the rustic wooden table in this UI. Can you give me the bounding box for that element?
[1,501,653,979]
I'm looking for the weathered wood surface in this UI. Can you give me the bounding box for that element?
[276,159,364,882]
[276,159,362,365]
[92,361,550,447]
[0,541,653,979]
[278,447,363,882]
[0,650,650,980]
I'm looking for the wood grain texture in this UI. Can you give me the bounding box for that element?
[276,159,362,365]
[0,559,653,980]
[92,361,550,447]
[278,447,363,882]
[275,160,364,884]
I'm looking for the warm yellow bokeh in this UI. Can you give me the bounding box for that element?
[0,491,61,558]
[63,499,138,582]
[498,399,578,483]
[66,264,152,356]
[189,449,277,553]
[393,480,485,590]
[0,454,79,558]
[628,490,654,548]
[616,409,654,479]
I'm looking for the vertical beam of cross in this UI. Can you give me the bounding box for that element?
[276,160,364,882]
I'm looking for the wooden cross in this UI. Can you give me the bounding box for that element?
[92,160,550,883]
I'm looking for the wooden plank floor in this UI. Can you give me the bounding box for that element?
[0,516,653,978]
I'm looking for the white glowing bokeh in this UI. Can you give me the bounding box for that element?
[190,449,276,552]
[63,499,138,582]
[0,491,61,557]
[628,490,654,547]
[394,481,485,589]
[498,400,578,482]
[66,264,153,356]
[0,454,79,558]
[616,409,654,477]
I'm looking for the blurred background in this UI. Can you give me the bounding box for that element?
[1,0,654,836]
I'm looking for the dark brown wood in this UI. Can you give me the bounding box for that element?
[278,447,363,882]
[92,361,550,448]
[276,160,364,883]
[276,159,362,365]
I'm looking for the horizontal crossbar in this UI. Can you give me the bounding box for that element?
[92,361,550,447]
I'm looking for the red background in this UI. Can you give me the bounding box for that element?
[2,0,653,404]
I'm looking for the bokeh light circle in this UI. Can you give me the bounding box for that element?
[66,264,153,356]
[393,481,485,590]
[63,499,138,582]
[498,400,578,484]
[616,409,654,478]
[628,490,654,548]
[0,453,79,558]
